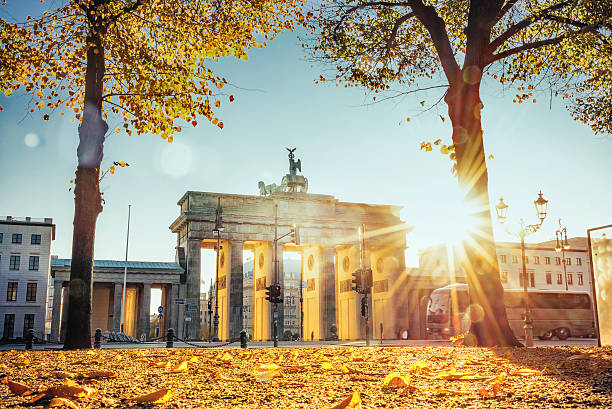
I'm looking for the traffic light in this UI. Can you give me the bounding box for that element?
[272,284,282,303]
[290,225,300,245]
[265,285,272,302]
[207,300,212,312]
[352,269,363,293]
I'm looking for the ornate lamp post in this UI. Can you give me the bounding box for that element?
[495,191,549,347]
[555,219,570,291]
[212,197,224,342]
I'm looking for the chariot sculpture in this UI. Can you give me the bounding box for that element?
[258,148,308,195]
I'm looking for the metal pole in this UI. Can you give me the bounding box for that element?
[212,230,220,342]
[120,204,131,333]
[273,203,279,347]
[300,258,304,341]
[521,234,534,347]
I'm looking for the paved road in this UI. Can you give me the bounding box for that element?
[0,338,598,351]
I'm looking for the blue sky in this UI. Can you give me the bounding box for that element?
[1,2,611,279]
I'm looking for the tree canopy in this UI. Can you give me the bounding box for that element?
[1,0,304,139]
[307,0,611,135]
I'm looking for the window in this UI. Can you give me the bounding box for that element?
[29,256,39,271]
[31,234,41,245]
[578,273,584,286]
[0,233,3,243]
[26,283,37,302]
[512,255,518,264]
[499,255,507,264]
[530,272,535,288]
[576,258,582,266]
[546,273,552,285]
[525,256,529,264]
[559,293,590,309]
[557,273,563,285]
[23,314,35,338]
[567,273,573,285]
[500,271,508,283]
[555,257,561,265]
[9,255,20,270]
[6,282,18,301]
[545,257,551,265]
[3,314,15,339]
[12,233,22,244]
[534,256,540,264]
[565,258,571,265]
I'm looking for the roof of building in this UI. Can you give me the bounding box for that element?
[51,258,183,271]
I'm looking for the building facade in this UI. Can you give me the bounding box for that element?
[0,216,55,340]
[419,237,592,293]
[50,258,183,342]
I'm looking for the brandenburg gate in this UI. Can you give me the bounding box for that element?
[169,149,409,341]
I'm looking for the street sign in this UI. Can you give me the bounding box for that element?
[158,306,164,314]
[174,299,185,305]
[185,316,192,322]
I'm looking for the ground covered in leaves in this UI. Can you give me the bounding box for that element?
[1,346,612,408]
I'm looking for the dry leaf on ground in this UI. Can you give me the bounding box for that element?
[382,372,410,388]
[127,388,172,404]
[341,364,358,374]
[1,378,33,396]
[332,391,362,409]
[32,383,94,403]
[510,368,540,376]
[49,397,80,409]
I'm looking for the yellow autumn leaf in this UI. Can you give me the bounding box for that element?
[4,89,12,97]
[171,360,189,372]
[189,356,199,363]
[49,397,80,409]
[220,352,232,361]
[341,364,357,374]
[321,362,333,370]
[109,166,115,174]
[510,368,541,376]
[332,391,361,409]
[38,101,45,109]
[1,378,33,396]
[382,372,410,388]
[128,388,172,404]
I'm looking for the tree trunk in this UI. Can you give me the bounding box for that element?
[445,77,522,347]
[63,28,107,349]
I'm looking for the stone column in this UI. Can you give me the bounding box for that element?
[139,283,152,340]
[322,247,337,340]
[169,283,180,334]
[229,240,244,340]
[50,280,63,343]
[276,245,285,339]
[185,239,202,339]
[113,283,122,332]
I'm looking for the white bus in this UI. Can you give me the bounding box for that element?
[426,283,595,340]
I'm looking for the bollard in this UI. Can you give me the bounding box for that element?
[94,328,102,349]
[240,330,247,349]
[166,328,174,348]
[25,329,34,350]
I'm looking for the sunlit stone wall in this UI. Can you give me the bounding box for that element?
[592,231,612,345]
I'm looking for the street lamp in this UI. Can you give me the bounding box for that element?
[555,219,570,291]
[212,197,224,342]
[495,190,548,347]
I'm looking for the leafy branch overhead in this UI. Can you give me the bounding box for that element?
[306,0,612,135]
[1,0,305,140]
